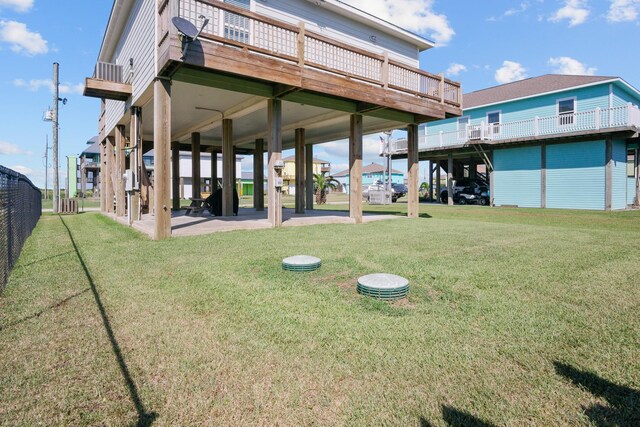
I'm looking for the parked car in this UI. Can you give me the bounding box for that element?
[391,183,407,202]
[440,181,490,205]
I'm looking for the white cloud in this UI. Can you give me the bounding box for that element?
[495,61,528,84]
[446,63,467,77]
[607,0,640,22]
[10,165,33,175]
[548,56,597,75]
[0,0,33,12]
[489,1,531,20]
[0,140,32,155]
[0,20,47,55]
[549,0,590,27]
[341,0,455,46]
[13,78,84,95]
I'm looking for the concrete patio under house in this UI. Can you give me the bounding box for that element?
[84,0,462,239]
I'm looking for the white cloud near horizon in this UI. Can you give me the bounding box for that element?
[0,20,48,55]
[607,0,640,22]
[0,0,33,12]
[549,56,597,75]
[446,63,467,77]
[495,61,528,84]
[0,140,32,156]
[549,0,590,27]
[340,0,455,46]
[13,78,84,95]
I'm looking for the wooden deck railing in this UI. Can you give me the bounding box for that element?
[170,0,461,107]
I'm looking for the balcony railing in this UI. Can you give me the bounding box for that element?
[413,104,640,152]
[175,0,461,107]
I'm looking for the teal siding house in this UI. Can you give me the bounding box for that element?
[333,162,404,193]
[415,75,640,210]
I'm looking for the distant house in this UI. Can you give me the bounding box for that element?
[414,75,640,210]
[333,162,404,193]
[281,155,330,195]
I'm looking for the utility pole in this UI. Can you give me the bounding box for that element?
[52,62,59,213]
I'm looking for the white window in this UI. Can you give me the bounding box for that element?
[224,0,250,43]
[487,111,501,134]
[557,97,576,126]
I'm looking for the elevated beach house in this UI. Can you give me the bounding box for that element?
[393,75,640,210]
[83,0,462,239]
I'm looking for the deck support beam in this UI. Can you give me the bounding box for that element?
[489,151,495,207]
[100,140,106,212]
[130,107,142,221]
[349,114,363,223]
[295,128,305,214]
[105,136,115,214]
[407,123,419,218]
[153,78,172,240]
[605,138,613,211]
[306,143,314,210]
[447,153,454,206]
[428,161,434,201]
[268,99,283,227]
[635,147,639,208]
[210,148,218,193]
[541,143,546,208]
[115,124,126,217]
[191,133,201,200]
[171,141,180,210]
[222,119,234,216]
[254,139,264,211]
[436,161,441,203]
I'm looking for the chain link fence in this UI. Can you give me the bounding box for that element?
[1,165,42,292]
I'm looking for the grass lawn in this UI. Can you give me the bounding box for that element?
[0,205,638,425]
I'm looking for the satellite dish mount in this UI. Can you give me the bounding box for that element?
[171,15,210,59]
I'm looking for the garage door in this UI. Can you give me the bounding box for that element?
[546,140,605,210]
[493,145,541,208]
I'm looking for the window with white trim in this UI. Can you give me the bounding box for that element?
[224,0,250,43]
[558,98,576,126]
[487,111,500,134]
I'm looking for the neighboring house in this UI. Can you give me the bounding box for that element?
[281,155,330,195]
[83,0,462,238]
[333,162,404,193]
[78,136,102,196]
[402,75,640,210]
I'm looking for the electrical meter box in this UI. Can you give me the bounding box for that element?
[275,177,284,188]
[125,169,134,192]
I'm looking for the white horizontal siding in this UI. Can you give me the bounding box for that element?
[104,0,156,136]
[254,0,419,66]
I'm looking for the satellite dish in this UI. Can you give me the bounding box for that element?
[172,15,210,58]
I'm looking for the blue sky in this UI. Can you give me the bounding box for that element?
[0,0,638,187]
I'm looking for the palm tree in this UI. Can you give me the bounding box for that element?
[313,172,340,204]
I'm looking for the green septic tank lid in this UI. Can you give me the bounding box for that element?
[357,273,409,300]
[282,255,322,272]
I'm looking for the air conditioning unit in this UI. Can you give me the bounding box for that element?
[468,126,483,140]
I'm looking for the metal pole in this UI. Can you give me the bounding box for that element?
[52,62,59,213]
[44,135,49,200]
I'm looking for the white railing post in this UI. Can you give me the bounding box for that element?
[595,107,600,130]
[628,103,633,126]
[534,116,539,136]
[481,121,486,140]
[439,131,443,147]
